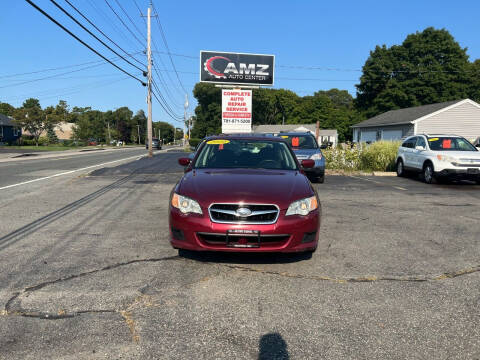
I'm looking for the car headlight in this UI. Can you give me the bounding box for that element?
[286,196,318,216]
[436,155,456,163]
[171,193,202,214]
[310,153,322,160]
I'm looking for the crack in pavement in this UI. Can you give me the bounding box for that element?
[216,263,480,283]
[2,253,479,345]
[2,256,180,319]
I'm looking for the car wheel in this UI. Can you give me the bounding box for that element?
[396,159,405,177]
[317,175,325,183]
[422,163,435,184]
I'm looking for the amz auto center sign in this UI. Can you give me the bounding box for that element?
[222,89,252,133]
[200,51,274,86]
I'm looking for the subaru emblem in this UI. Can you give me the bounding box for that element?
[236,207,252,217]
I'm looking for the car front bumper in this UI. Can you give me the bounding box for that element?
[169,208,320,253]
[436,168,480,180]
[302,159,325,178]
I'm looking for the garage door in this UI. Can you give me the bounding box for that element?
[360,131,376,142]
[382,130,403,141]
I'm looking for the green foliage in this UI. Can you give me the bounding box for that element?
[189,138,201,148]
[356,27,474,117]
[0,102,15,116]
[153,121,175,144]
[359,141,401,171]
[191,83,361,142]
[323,141,401,171]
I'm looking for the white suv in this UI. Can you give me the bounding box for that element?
[396,134,480,184]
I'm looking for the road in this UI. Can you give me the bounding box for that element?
[0,153,479,359]
[0,147,154,189]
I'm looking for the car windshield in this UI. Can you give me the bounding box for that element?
[279,134,318,149]
[427,137,477,151]
[194,139,298,170]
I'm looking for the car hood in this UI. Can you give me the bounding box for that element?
[435,151,480,160]
[176,168,313,210]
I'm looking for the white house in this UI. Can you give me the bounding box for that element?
[352,99,480,143]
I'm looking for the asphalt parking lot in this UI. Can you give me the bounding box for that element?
[0,152,479,359]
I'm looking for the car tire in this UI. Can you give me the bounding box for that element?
[396,159,405,177]
[422,162,435,184]
[317,175,325,184]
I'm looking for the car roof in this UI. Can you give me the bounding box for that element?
[277,132,313,136]
[204,134,286,142]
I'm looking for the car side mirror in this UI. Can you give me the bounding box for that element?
[319,144,327,149]
[301,159,315,168]
[415,145,425,151]
[178,157,191,166]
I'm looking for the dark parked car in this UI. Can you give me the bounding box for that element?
[278,132,325,183]
[146,138,162,150]
[169,135,321,253]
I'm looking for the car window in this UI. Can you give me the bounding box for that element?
[279,135,318,149]
[427,137,477,151]
[416,137,426,148]
[402,137,416,148]
[194,139,298,170]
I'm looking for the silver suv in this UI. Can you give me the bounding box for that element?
[396,134,480,184]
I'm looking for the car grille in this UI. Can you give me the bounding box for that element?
[197,232,289,245]
[208,203,279,224]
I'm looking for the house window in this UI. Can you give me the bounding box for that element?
[13,127,19,137]
[376,130,382,141]
[0,126,3,138]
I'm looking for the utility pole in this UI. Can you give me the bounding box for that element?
[146,5,153,157]
[107,122,111,144]
[184,94,188,148]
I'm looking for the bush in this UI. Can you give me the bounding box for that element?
[189,138,201,148]
[323,141,400,171]
[359,141,401,171]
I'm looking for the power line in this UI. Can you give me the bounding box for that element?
[0,63,106,89]
[49,0,146,73]
[3,76,130,103]
[151,1,187,94]
[103,0,145,47]
[63,0,145,69]
[85,0,141,51]
[151,78,183,118]
[25,0,146,85]
[151,88,184,122]
[131,1,184,104]
[0,51,143,79]
[113,0,146,42]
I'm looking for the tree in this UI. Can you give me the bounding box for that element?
[131,110,147,144]
[153,121,175,144]
[356,27,471,117]
[14,98,60,146]
[0,102,15,116]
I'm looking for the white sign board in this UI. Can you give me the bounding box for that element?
[222,89,252,133]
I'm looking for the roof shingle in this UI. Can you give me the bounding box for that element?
[351,99,464,128]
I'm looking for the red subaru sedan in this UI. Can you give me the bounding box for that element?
[169,135,321,253]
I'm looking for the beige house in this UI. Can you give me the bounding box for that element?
[23,122,75,140]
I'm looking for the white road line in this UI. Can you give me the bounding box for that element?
[0,152,157,191]
[348,175,407,191]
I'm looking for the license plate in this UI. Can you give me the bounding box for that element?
[226,229,260,248]
[467,168,479,174]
